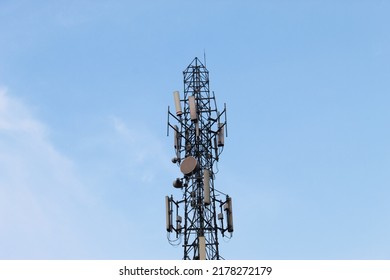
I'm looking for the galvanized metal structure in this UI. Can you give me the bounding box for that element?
[166,57,233,260]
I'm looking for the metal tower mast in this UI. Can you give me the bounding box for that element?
[166,57,233,260]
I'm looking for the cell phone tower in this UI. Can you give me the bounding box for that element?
[165,57,233,260]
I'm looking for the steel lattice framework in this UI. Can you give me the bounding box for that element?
[166,57,233,260]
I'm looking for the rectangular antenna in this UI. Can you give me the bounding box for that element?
[204,169,210,205]
[173,91,182,116]
[218,124,225,146]
[226,197,233,233]
[165,196,172,232]
[173,125,181,152]
[199,236,206,260]
[189,96,197,122]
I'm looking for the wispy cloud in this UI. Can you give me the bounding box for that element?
[0,88,176,259]
[0,88,94,258]
[111,116,173,184]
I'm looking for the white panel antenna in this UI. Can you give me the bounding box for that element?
[203,169,210,205]
[188,95,198,122]
[173,91,182,116]
[199,236,206,260]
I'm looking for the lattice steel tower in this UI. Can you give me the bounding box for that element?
[166,57,233,260]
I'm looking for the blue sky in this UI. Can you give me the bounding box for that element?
[0,0,389,259]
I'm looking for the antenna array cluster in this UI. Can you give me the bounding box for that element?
[166,57,233,260]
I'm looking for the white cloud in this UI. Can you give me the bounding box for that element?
[0,88,177,259]
[0,89,44,135]
[0,88,94,258]
[111,116,173,184]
